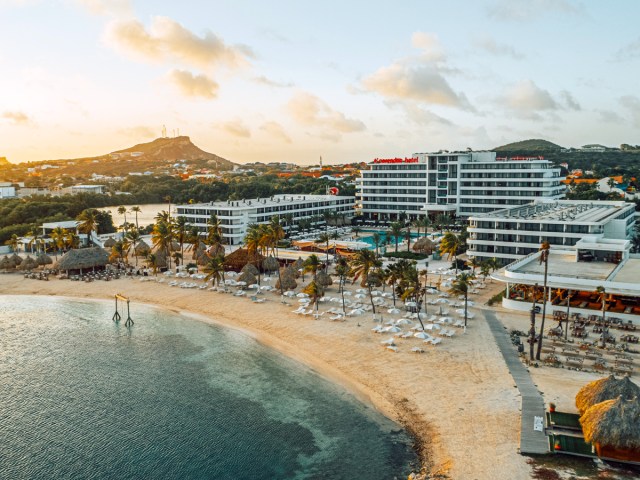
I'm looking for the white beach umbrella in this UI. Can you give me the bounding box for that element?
[342,291,352,296]
[371,325,384,333]
[297,292,309,298]
[395,318,412,325]
[405,301,417,308]
[371,290,381,296]
[424,323,441,330]
[387,307,401,314]
[414,332,432,339]
[384,326,402,333]
[380,338,396,345]
[298,298,311,303]
[356,288,367,293]
[355,293,366,299]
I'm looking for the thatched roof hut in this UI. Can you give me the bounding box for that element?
[580,396,640,461]
[413,237,435,254]
[292,257,304,270]
[263,256,279,273]
[36,253,53,265]
[237,270,257,286]
[135,240,151,257]
[316,271,333,287]
[223,248,264,271]
[103,237,117,248]
[55,247,110,272]
[10,253,23,266]
[276,267,297,290]
[206,244,225,258]
[241,263,259,276]
[19,256,39,271]
[0,256,15,270]
[576,375,640,414]
[366,272,382,287]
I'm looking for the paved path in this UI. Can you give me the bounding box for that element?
[484,310,549,454]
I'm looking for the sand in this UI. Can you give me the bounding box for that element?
[0,272,534,479]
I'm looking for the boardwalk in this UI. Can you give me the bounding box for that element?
[484,310,549,454]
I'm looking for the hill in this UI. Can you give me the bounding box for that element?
[494,139,564,152]
[0,157,9,166]
[111,136,235,169]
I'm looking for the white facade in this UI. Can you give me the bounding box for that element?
[357,151,564,221]
[0,182,16,199]
[175,194,356,245]
[468,200,636,265]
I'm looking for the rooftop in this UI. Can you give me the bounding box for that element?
[178,194,354,210]
[472,200,631,223]
[516,252,616,281]
[610,258,640,283]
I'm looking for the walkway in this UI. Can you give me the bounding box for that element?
[483,310,549,455]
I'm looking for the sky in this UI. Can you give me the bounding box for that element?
[1,0,639,165]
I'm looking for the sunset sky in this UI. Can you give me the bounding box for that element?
[1,0,639,164]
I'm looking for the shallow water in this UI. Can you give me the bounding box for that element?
[0,295,416,479]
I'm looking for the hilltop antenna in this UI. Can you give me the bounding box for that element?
[162,125,167,138]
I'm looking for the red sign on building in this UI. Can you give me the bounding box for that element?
[372,157,418,164]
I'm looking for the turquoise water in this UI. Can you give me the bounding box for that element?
[0,296,417,479]
[360,231,423,249]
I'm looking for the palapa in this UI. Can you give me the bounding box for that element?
[580,396,640,457]
[103,237,117,248]
[412,237,435,254]
[223,248,264,271]
[19,255,39,271]
[292,257,304,270]
[237,270,257,286]
[55,247,110,272]
[241,263,260,276]
[316,271,333,287]
[10,253,23,265]
[0,256,15,270]
[276,268,297,290]
[36,253,53,265]
[576,375,640,414]
[135,240,151,256]
[262,256,279,273]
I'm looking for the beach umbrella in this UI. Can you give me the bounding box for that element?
[36,253,53,266]
[387,307,401,314]
[424,324,441,331]
[580,396,640,455]
[395,318,412,325]
[371,290,381,296]
[298,298,311,303]
[237,271,256,286]
[355,293,366,299]
[276,270,297,290]
[316,271,333,287]
[19,255,38,271]
[241,263,260,276]
[262,256,279,274]
[10,253,23,266]
[342,291,352,296]
[414,332,431,339]
[356,288,366,294]
[405,301,417,308]
[0,256,14,270]
[576,375,640,414]
[380,338,395,345]
[103,237,117,248]
[384,326,402,333]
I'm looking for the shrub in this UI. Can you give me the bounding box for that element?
[383,251,429,260]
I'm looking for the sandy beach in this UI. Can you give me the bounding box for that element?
[1,272,536,479]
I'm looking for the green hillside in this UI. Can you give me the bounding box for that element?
[494,139,564,152]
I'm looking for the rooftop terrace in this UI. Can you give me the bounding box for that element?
[474,200,630,223]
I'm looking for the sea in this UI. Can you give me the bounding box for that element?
[0,295,417,480]
[103,204,168,229]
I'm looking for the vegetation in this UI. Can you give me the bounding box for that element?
[383,251,429,260]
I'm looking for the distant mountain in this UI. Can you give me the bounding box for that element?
[494,139,564,152]
[110,136,236,169]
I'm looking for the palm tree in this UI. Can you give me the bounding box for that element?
[303,254,322,282]
[384,263,401,307]
[335,257,349,315]
[145,253,159,276]
[479,261,491,283]
[352,226,361,238]
[389,222,403,252]
[371,232,382,257]
[404,227,412,252]
[117,206,128,234]
[130,206,142,230]
[303,280,324,315]
[449,271,476,327]
[65,231,80,250]
[535,241,551,360]
[151,218,174,270]
[435,214,450,233]
[316,233,331,266]
[4,234,19,252]
[77,209,98,246]
[467,256,482,273]
[440,232,461,272]
[111,240,127,263]
[174,216,189,270]
[348,249,379,287]
[596,286,607,348]
[244,224,263,285]
[203,255,226,288]
[125,229,141,266]
[50,227,67,257]
[26,229,40,254]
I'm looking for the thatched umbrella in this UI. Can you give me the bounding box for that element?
[241,263,259,276]
[103,237,117,248]
[10,253,23,266]
[36,253,53,266]
[154,248,168,269]
[19,255,39,271]
[206,244,225,258]
[0,256,15,270]
[576,375,640,414]
[316,271,333,287]
[237,270,257,286]
[292,257,304,270]
[263,256,279,275]
[224,248,264,271]
[192,241,207,260]
[276,268,297,291]
[580,396,640,459]
[413,237,434,254]
[135,240,151,257]
[55,247,110,273]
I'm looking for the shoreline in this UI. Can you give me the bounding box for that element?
[0,273,531,479]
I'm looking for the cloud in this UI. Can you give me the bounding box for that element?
[620,95,640,127]
[474,36,524,59]
[361,32,472,111]
[596,109,625,124]
[560,90,581,111]
[74,0,132,17]
[614,37,640,61]
[252,75,293,88]
[260,121,292,143]
[168,69,218,99]
[105,16,254,71]
[218,119,251,138]
[487,0,585,21]
[385,101,452,126]
[287,92,365,136]
[118,125,156,139]
[499,80,558,112]
[2,110,30,125]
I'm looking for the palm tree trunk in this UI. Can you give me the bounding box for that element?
[565,290,571,340]
[340,276,346,316]
[529,284,538,361]
[464,290,468,327]
[535,256,549,360]
[368,283,376,314]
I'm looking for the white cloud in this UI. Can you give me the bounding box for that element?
[620,95,640,127]
[252,75,293,88]
[410,32,445,62]
[118,125,156,139]
[487,0,585,21]
[74,0,132,17]
[287,92,365,137]
[596,109,625,124]
[105,16,253,71]
[260,121,292,143]
[168,70,218,99]
[217,119,251,138]
[499,80,558,112]
[385,101,452,126]
[474,36,524,59]
[560,90,581,111]
[615,37,640,61]
[2,110,31,125]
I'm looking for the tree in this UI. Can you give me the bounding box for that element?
[151,218,174,270]
[316,233,331,266]
[371,232,382,258]
[596,286,607,348]
[450,272,475,328]
[203,255,226,288]
[4,233,19,252]
[130,206,141,230]
[303,254,322,282]
[117,206,129,234]
[145,253,159,276]
[352,226,361,238]
[535,241,551,360]
[404,227,412,252]
[77,209,99,246]
[125,228,141,266]
[467,256,482,273]
[50,227,67,257]
[174,216,189,270]
[348,249,379,287]
[303,280,325,315]
[268,216,285,294]
[384,263,401,307]
[389,222,403,252]
[440,232,462,272]
[334,257,349,315]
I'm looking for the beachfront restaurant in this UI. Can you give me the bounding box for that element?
[493,242,640,328]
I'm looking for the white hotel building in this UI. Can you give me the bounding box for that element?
[357,151,564,221]
[468,200,636,265]
[175,194,355,245]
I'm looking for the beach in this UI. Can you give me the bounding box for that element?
[0,272,533,479]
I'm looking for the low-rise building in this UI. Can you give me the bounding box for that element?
[175,194,356,245]
[468,200,636,265]
[0,182,16,199]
